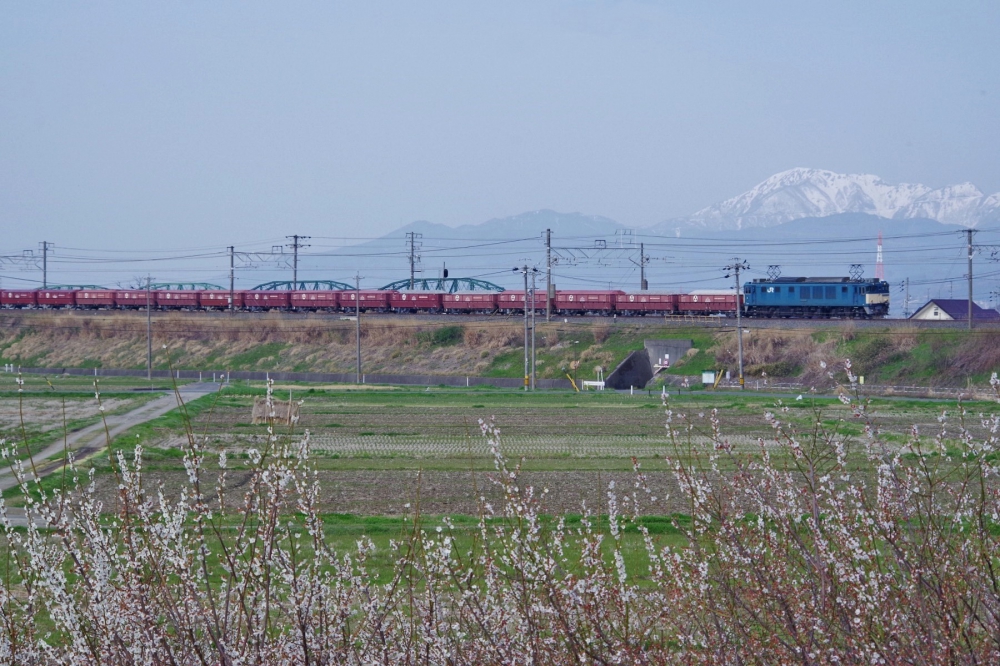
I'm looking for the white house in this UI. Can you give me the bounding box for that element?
[909,299,1000,321]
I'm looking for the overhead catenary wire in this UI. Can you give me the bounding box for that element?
[3,225,998,300]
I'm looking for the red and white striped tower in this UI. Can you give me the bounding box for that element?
[875,230,884,280]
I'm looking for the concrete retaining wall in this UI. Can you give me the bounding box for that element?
[605,350,653,390]
[605,338,693,390]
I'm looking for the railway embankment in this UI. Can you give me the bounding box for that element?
[1,311,998,389]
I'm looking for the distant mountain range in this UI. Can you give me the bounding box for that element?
[348,169,999,306]
[396,210,625,242]
[655,168,1000,234]
[390,168,1000,242]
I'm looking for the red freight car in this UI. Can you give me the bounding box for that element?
[37,290,77,308]
[442,292,498,313]
[389,291,443,312]
[290,290,340,310]
[114,290,154,308]
[244,291,291,310]
[1,290,38,308]
[76,289,116,308]
[341,290,391,312]
[155,290,200,309]
[676,293,741,315]
[199,290,244,310]
[614,292,678,314]
[553,290,622,314]
[498,290,548,313]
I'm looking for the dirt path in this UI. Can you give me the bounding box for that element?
[0,382,220,494]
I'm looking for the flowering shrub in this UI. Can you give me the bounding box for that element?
[0,369,997,663]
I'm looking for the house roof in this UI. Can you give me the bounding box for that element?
[910,299,1000,320]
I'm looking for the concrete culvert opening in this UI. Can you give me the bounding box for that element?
[605,339,692,390]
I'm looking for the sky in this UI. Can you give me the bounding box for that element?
[1,1,999,285]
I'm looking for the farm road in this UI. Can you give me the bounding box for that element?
[0,382,219,496]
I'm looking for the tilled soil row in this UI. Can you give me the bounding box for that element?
[87,469,685,516]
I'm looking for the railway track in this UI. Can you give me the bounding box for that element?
[1,308,996,330]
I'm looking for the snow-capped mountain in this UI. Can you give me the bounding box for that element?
[661,168,1000,232]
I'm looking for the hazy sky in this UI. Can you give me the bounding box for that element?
[2,1,999,254]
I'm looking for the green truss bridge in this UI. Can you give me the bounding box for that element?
[148,283,224,291]
[250,280,354,291]
[43,285,108,290]
[379,278,504,293]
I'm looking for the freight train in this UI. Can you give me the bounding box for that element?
[0,278,890,318]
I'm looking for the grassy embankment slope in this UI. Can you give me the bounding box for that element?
[1,311,998,386]
[0,311,714,381]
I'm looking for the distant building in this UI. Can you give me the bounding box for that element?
[909,299,1000,321]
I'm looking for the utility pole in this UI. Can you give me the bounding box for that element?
[545,228,552,322]
[355,273,362,384]
[228,246,235,314]
[514,265,529,391]
[406,232,422,290]
[530,270,537,390]
[286,235,311,288]
[967,228,974,330]
[629,242,649,291]
[40,241,53,288]
[146,275,152,381]
[723,259,749,390]
[640,242,647,290]
[522,267,528,391]
[904,277,910,319]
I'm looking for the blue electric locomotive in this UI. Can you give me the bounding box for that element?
[743,277,889,318]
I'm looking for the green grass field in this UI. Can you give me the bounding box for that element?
[2,379,998,593]
[5,381,994,519]
[0,371,193,395]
